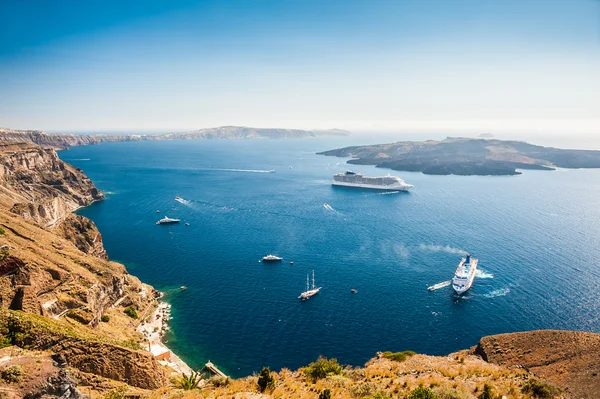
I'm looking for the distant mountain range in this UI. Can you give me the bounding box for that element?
[319,137,600,176]
[0,126,351,150]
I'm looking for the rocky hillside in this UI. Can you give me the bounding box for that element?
[318,137,600,176]
[0,126,351,150]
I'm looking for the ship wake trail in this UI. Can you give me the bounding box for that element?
[475,270,494,279]
[428,280,451,291]
[323,203,335,212]
[213,168,275,173]
[483,287,510,298]
[378,191,400,195]
[418,244,468,255]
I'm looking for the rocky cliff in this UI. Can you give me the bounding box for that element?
[0,140,169,394]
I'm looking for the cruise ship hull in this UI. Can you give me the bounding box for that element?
[452,256,478,295]
[332,181,412,191]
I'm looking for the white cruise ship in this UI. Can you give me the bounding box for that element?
[452,254,478,295]
[332,171,413,191]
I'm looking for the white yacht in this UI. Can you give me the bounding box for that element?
[299,270,321,300]
[452,254,478,295]
[332,171,413,191]
[156,216,181,225]
[262,254,283,262]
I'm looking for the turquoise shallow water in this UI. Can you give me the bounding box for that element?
[62,138,600,377]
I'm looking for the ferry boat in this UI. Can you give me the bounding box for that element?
[156,216,181,225]
[452,254,478,295]
[299,270,321,300]
[262,254,283,262]
[332,171,413,191]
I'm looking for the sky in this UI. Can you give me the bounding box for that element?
[0,0,599,136]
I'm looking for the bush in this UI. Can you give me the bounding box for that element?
[434,386,470,399]
[408,387,438,399]
[303,356,343,382]
[123,307,138,319]
[104,387,126,399]
[210,375,229,387]
[101,314,110,322]
[382,350,416,362]
[177,371,201,390]
[0,227,5,236]
[257,367,275,392]
[319,389,331,399]
[477,384,497,399]
[1,365,22,383]
[521,378,555,398]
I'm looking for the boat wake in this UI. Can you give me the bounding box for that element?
[475,270,494,279]
[213,168,275,173]
[323,203,335,212]
[175,196,191,205]
[66,158,91,161]
[378,191,400,195]
[418,244,468,255]
[483,287,510,298]
[427,280,451,291]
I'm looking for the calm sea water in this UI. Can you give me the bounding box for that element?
[62,138,600,377]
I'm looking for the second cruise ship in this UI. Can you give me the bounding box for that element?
[332,171,413,191]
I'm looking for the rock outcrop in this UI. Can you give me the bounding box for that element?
[475,330,600,399]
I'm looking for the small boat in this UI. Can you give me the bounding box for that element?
[452,254,478,295]
[185,222,190,226]
[156,216,181,225]
[156,210,160,213]
[290,261,294,265]
[351,289,357,293]
[180,286,187,290]
[262,254,283,262]
[299,270,321,300]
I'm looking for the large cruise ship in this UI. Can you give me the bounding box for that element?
[452,254,478,295]
[332,171,413,191]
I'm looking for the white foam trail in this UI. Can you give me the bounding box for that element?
[323,203,335,211]
[379,191,400,195]
[175,197,191,205]
[483,287,510,298]
[475,270,494,279]
[418,244,468,255]
[66,158,91,161]
[428,280,451,291]
[213,168,275,173]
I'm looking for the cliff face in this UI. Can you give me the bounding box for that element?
[0,128,136,150]
[0,140,169,392]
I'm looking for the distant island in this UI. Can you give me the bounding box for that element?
[318,137,600,176]
[0,126,351,150]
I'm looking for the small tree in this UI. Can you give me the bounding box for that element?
[257,367,275,392]
[303,356,343,382]
[177,371,201,390]
[101,314,110,322]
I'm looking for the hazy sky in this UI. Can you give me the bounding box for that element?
[1,0,599,134]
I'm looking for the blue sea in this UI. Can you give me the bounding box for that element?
[61,137,600,377]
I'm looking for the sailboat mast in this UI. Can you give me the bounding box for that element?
[312,270,315,290]
[306,274,309,291]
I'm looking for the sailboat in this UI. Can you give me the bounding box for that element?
[299,270,321,300]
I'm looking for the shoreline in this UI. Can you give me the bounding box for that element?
[136,297,194,376]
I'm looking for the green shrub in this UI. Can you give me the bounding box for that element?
[101,314,110,322]
[177,371,201,390]
[319,389,331,399]
[521,378,555,398]
[123,307,138,319]
[303,356,343,382]
[257,367,275,392]
[408,387,438,399]
[382,350,416,362]
[1,365,22,383]
[0,227,5,236]
[210,375,229,387]
[477,384,497,399]
[104,387,126,399]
